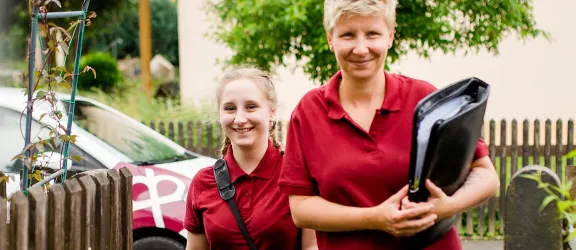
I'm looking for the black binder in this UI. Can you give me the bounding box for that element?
[402,77,490,249]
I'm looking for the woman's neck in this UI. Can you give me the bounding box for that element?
[231,137,269,174]
[339,70,386,109]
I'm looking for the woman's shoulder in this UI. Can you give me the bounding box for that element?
[190,165,217,192]
[391,72,438,95]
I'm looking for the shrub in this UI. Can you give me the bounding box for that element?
[77,52,122,92]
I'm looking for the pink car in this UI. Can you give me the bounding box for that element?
[0,87,216,249]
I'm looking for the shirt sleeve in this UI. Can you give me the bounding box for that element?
[474,137,489,160]
[184,176,205,234]
[278,108,319,196]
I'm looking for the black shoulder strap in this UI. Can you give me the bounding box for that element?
[213,159,258,250]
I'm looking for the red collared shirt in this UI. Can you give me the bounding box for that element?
[185,141,301,250]
[279,70,489,250]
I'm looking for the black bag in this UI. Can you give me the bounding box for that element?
[213,159,258,250]
[403,77,490,249]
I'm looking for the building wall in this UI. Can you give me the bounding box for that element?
[178,0,576,124]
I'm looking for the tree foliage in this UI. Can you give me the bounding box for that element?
[204,0,548,84]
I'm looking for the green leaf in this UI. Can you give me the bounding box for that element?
[36,90,46,99]
[565,150,576,159]
[540,195,557,212]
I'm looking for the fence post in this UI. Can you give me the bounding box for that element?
[64,178,82,250]
[0,193,7,250]
[9,191,28,250]
[78,175,97,250]
[119,168,134,250]
[107,169,122,249]
[91,171,111,250]
[504,165,563,250]
[28,186,47,250]
[47,184,65,250]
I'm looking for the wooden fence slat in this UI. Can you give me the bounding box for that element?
[0,193,7,250]
[534,120,541,165]
[47,184,65,250]
[187,121,193,150]
[522,119,530,167]
[488,120,497,235]
[168,121,175,142]
[568,120,574,166]
[92,171,111,250]
[159,121,166,137]
[206,123,214,157]
[28,186,47,250]
[64,178,83,250]
[556,120,563,181]
[477,123,486,236]
[78,175,96,250]
[499,120,507,235]
[178,121,184,147]
[119,168,134,250]
[544,119,552,169]
[9,191,28,250]
[215,124,222,155]
[196,121,203,154]
[107,169,122,250]
[511,120,518,179]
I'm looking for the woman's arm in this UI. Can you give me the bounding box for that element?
[301,228,318,250]
[442,156,499,217]
[289,185,438,237]
[186,232,209,250]
[402,156,500,220]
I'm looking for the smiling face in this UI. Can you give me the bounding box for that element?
[327,13,394,80]
[218,78,275,151]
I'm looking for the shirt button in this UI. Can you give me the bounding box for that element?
[245,193,250,196]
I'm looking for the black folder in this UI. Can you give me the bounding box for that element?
[401,77,490,249]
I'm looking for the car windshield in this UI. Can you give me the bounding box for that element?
[61,99,196,165]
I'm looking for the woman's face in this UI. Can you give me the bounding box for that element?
[219,78,274,150]
[327,13,394,80]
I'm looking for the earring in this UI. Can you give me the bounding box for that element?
[329,45,333,51]
[388,43,392,49]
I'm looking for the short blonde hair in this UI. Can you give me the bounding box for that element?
[323,0,398,33]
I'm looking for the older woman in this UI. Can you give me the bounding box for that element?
[278,0,500,249]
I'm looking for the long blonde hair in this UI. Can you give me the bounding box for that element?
[216,66,282,157]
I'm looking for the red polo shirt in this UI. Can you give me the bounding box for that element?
[279,70,489,250]
[185,141,301,250]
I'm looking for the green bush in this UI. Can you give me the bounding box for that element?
[78,52,122,92]
[88,0,180,66]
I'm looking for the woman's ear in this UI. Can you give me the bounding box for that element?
[326,32,333,51]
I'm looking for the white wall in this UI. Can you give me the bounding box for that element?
[178,0,576,122]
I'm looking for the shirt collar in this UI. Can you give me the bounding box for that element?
[325,70,403,120]
[223,140,282,183]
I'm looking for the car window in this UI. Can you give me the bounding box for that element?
[0,107,105,173]
[62,99,198,165]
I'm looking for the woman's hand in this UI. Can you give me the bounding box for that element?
[369,185,437,237]
[401,180,455,221]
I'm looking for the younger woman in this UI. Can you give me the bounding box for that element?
[184,66,318,250]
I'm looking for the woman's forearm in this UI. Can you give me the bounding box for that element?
[448,156,500,215]
[289,195,377,232]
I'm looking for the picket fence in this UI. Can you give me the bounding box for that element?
[147,118,575,238]
[0,167,133,249]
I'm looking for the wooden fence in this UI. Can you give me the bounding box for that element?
[0,167,133,250]
[147,118,576,239]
